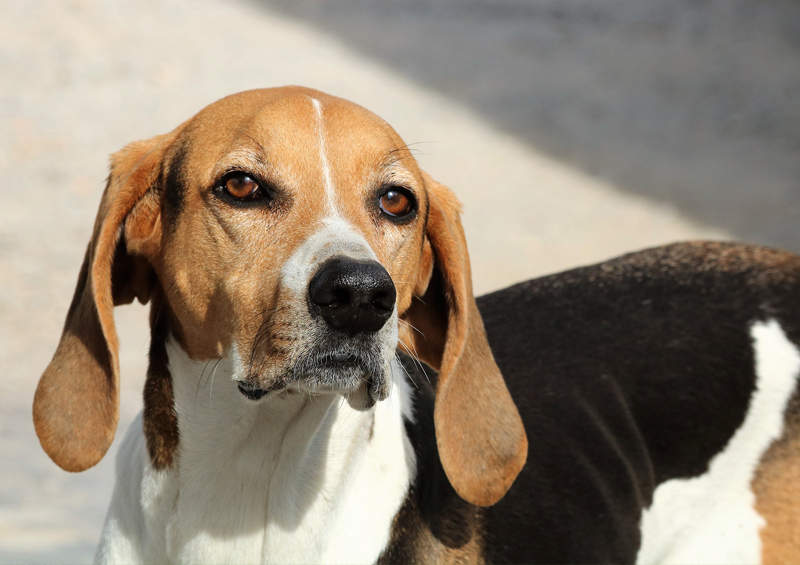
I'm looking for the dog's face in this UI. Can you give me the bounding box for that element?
[33,87,526,507]
[147,89,430,405]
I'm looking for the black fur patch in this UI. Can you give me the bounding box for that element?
[143,294,180,470]
[386,242,800,564]
[162,141,190,221]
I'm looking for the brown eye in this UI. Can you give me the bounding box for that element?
[225,174,259,199]
[379,188,415,219]
[214,172,273,207]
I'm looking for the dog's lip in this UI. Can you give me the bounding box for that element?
[320,352,363,366]
[237,380,283,401]
[240,345,385,400]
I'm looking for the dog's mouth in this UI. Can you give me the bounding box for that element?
[237,380,281,401]
[317,351,363,368]
[237,343,388,403]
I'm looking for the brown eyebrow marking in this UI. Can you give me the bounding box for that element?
[213,130,271,175]
[240,133,270,166]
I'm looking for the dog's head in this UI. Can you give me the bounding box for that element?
[33,87,527,506]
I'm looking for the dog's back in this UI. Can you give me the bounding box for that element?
[388,242,800,564]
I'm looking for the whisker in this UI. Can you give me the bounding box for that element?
[383,141,430,166]
[397,338,430,385]
[398,318,425,337]
[208,358,223,401]
[195,360,213,401]
[394,352,419,390]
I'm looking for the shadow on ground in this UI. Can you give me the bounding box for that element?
[263,0,800,251]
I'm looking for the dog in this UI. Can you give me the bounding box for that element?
[34,87,799,564]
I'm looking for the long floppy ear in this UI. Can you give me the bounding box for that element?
[402,173,528,507]
[33,134,169,472]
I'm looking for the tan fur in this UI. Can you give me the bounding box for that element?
[753,390,800,564]
[34,87,527,506]
[150,89,427,366]
[33,132,175,472]
[402,173,528,507]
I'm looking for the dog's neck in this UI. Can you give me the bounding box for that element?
[158,339,416,564]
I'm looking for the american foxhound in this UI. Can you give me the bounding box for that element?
[35,87,800,564]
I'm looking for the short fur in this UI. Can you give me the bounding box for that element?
[34,88,800,564]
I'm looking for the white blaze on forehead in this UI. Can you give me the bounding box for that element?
[281,216,378,295]
[310,96,338,215]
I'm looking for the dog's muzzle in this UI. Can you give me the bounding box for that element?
[238,257,396,402]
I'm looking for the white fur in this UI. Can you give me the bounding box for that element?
[310,97,337,215]
[280,216,379,297]
[95,342,415,564]
[636,319,800,565]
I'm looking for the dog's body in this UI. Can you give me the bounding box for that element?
[34,88,799,564]
[473,242,800,564]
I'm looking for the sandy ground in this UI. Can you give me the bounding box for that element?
[0,0,794,562]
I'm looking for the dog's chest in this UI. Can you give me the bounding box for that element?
[157,350,416,565]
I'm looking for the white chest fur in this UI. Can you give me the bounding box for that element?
[95,341,416,565]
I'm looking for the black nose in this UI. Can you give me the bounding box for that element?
[308,257,396,335]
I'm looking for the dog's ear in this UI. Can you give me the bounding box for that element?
[33,134,170,472]
[402,173,528,507]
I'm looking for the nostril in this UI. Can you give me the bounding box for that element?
[309,265,350,308]
[327,286,352,308]
[370,287,395,313]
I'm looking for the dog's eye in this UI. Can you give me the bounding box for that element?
[224,173,259,200]
[214,172,272,206]
[378,187,415,219]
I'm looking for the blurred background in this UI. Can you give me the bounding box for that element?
[1,0,798,562]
